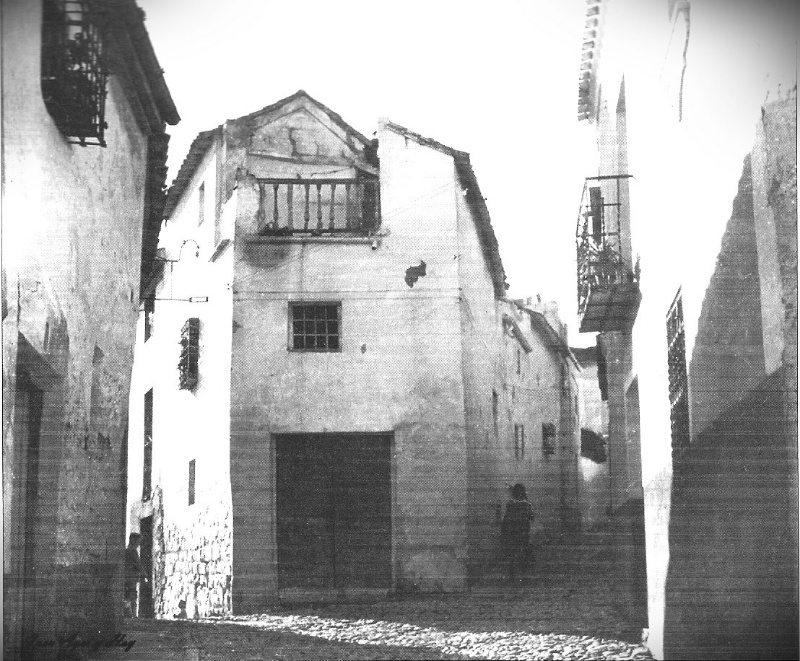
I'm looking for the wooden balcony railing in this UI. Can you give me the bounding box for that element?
[255,178,380,236]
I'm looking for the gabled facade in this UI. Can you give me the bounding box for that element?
[127,91,582,617]
[571,0,797,658]
[1,0,179,657]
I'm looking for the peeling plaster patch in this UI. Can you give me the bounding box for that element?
[404,261,427,288]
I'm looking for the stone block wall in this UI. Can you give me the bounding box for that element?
[154,490,233,619]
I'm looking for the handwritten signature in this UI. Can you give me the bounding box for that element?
[23,633,136,653]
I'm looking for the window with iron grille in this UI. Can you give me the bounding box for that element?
[178,318,200,390]
[667,292,689,454]
[289,303,340,351]
[41,0,109,146]
[542,423,556,457]
[143,389,152,500]
[514,423,525,460]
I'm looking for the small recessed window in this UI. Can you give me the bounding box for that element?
[289,303,341,351]
[514,423,525,460]
[90,344,104,423]
[492,390,499,438]
[188,459,196,506]
[198,183,205,226]
[542,423,556,457]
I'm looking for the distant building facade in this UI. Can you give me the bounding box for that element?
[572,0,797,658]
[126,91,581,617]
[573,345,610,531]
[1,0,178,657]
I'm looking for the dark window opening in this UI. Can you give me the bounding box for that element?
[188,459,195,506]
[492,390,499,438]
[542,423,556,457]
[198,183,205,226]
[90,344,104,423]
[581,428,607,463]
[144,298,154,342]
[143,389,152,500]
[516,347,521,375]
[596,338,608,401]
[667,293,689,455]
[589,186,604,244]
[514,423,525,460]
[41,0,108,146]
[178,318,200,390]
[290,303,340,351]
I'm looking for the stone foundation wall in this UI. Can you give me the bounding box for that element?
[155,492,233,619]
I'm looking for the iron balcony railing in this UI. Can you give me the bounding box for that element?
[255,178,380,236]
[575,174,637,317]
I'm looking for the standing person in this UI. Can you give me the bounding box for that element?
[502,483,534,582]
[124,532,146,617]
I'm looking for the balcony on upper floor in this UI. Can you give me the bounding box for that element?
[254,177,380,237]
[576,175,640,333]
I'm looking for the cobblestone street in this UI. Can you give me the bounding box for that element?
[91,542,653,660]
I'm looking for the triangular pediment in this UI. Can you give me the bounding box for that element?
[238,92,370,164]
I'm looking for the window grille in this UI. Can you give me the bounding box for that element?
[178,318,200,390]
[667,293,690,454]
[143,389,153,500]
[542,423,556,457]
[514,424,526,460]
[289,303,340,351]
[41,0,109,146]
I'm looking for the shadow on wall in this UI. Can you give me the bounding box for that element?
[663,367,798,660]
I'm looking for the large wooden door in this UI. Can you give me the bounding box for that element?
[276,434,391,590]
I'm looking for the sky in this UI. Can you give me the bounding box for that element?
[138,0,598,345]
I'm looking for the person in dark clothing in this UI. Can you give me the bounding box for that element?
[502,483,534,582]
[124,532,146,617]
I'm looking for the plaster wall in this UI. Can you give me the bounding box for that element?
[227,122,469,610]
[127,146,235,619]
[581,1,797,656]
[2,0,162,647]
[577,358,611,531]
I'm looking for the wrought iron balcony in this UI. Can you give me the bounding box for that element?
[576,175,640,333]
[255,178,380,236]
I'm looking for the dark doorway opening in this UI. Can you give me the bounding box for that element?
[15,370,44,656]
[138,516,154,618]
[276,434,391,590]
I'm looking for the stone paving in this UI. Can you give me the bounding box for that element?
[90,542,654,660]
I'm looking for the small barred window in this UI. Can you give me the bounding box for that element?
[667,292,689,455]
[178,318,200,390]
[41,0,108,146]
[290,303,340,351]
